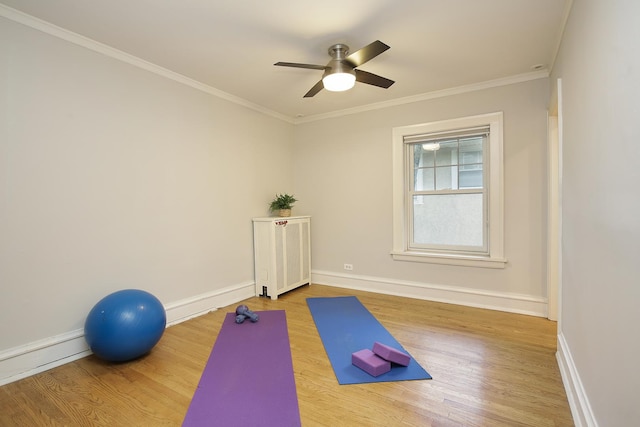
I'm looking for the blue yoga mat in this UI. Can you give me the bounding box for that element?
[306,296,432,384]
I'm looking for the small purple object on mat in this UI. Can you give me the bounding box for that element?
[182,310,301,427]
[352,349,391,377]
[373,342,411,366]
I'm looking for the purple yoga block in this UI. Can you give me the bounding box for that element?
[352,349,391,377]
[372,342,411,367]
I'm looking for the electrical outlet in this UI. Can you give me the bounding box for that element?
[344,264,353,271]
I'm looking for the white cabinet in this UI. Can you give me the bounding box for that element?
[252,216,311,300]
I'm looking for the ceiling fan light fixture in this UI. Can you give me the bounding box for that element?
[274,40,393,97]
[322,72,356,92]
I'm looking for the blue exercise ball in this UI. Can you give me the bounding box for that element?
[84,289,166,362]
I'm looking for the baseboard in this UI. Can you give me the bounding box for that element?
[556,332,598,427]
[164,281,255,326]
[0,281,256,386]
[0,330,91,387]
[311,270,547,317]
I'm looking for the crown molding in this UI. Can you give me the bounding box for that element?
[549,0,574,73]
[0,4,293,124]
[294,69,549,124]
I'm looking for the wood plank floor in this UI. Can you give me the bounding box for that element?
[0,285,574,426]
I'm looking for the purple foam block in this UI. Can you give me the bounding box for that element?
[373,342,411,366]
[352,349,391,377]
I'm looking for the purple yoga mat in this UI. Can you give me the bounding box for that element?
[182,310,301,427]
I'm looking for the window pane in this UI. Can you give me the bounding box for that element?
[459,137,483,165]
[459,136,483,188]
[415,144,436,166]
[435,140,458,166]
[414,167,434,191]
[435,166,458,190]
[459,170,483,188]
[421,143,440,154]
[460,150,482,167]
[413,193,484,248]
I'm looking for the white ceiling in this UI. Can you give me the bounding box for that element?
[0,0,570,121]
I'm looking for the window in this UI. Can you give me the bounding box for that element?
[392,112,506,268]
[411,131,487,253]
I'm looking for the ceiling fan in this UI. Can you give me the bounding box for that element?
[274,40,395,98]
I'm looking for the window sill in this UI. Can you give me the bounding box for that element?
[390,251,507,269]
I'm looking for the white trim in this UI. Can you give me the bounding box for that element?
[0,281,255,386]
[547,115,559,320]
[548,0,574,72]
[0,4,292,124]
[295,71,547,124]
[392,112,505,267]
[164,281,255,326]
[556,333,598,427]
[312,270,547,317]
[390,251,506,268]
[0,330,91,387]
[557,78,564,328]
[546,78,563,322]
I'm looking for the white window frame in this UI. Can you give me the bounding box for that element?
[391,112,506,268]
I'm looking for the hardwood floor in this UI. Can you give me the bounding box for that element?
[0,285,574,426]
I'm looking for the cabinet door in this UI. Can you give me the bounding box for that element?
[273,219,309,292]
[300,221,310,283]
[274,224,286,292]
[285,221,302,288]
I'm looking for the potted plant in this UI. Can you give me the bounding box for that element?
[269,193,298,217]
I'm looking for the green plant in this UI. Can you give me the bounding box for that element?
[269,193,298,211]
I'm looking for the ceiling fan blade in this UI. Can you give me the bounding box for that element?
[355,69,395,88]
[344,40,390,67]
[274,62,328,70]
[303,80,324,98]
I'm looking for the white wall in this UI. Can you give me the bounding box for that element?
[293,78,550,314]
[0,15,293,380]
[551,0,640,425]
